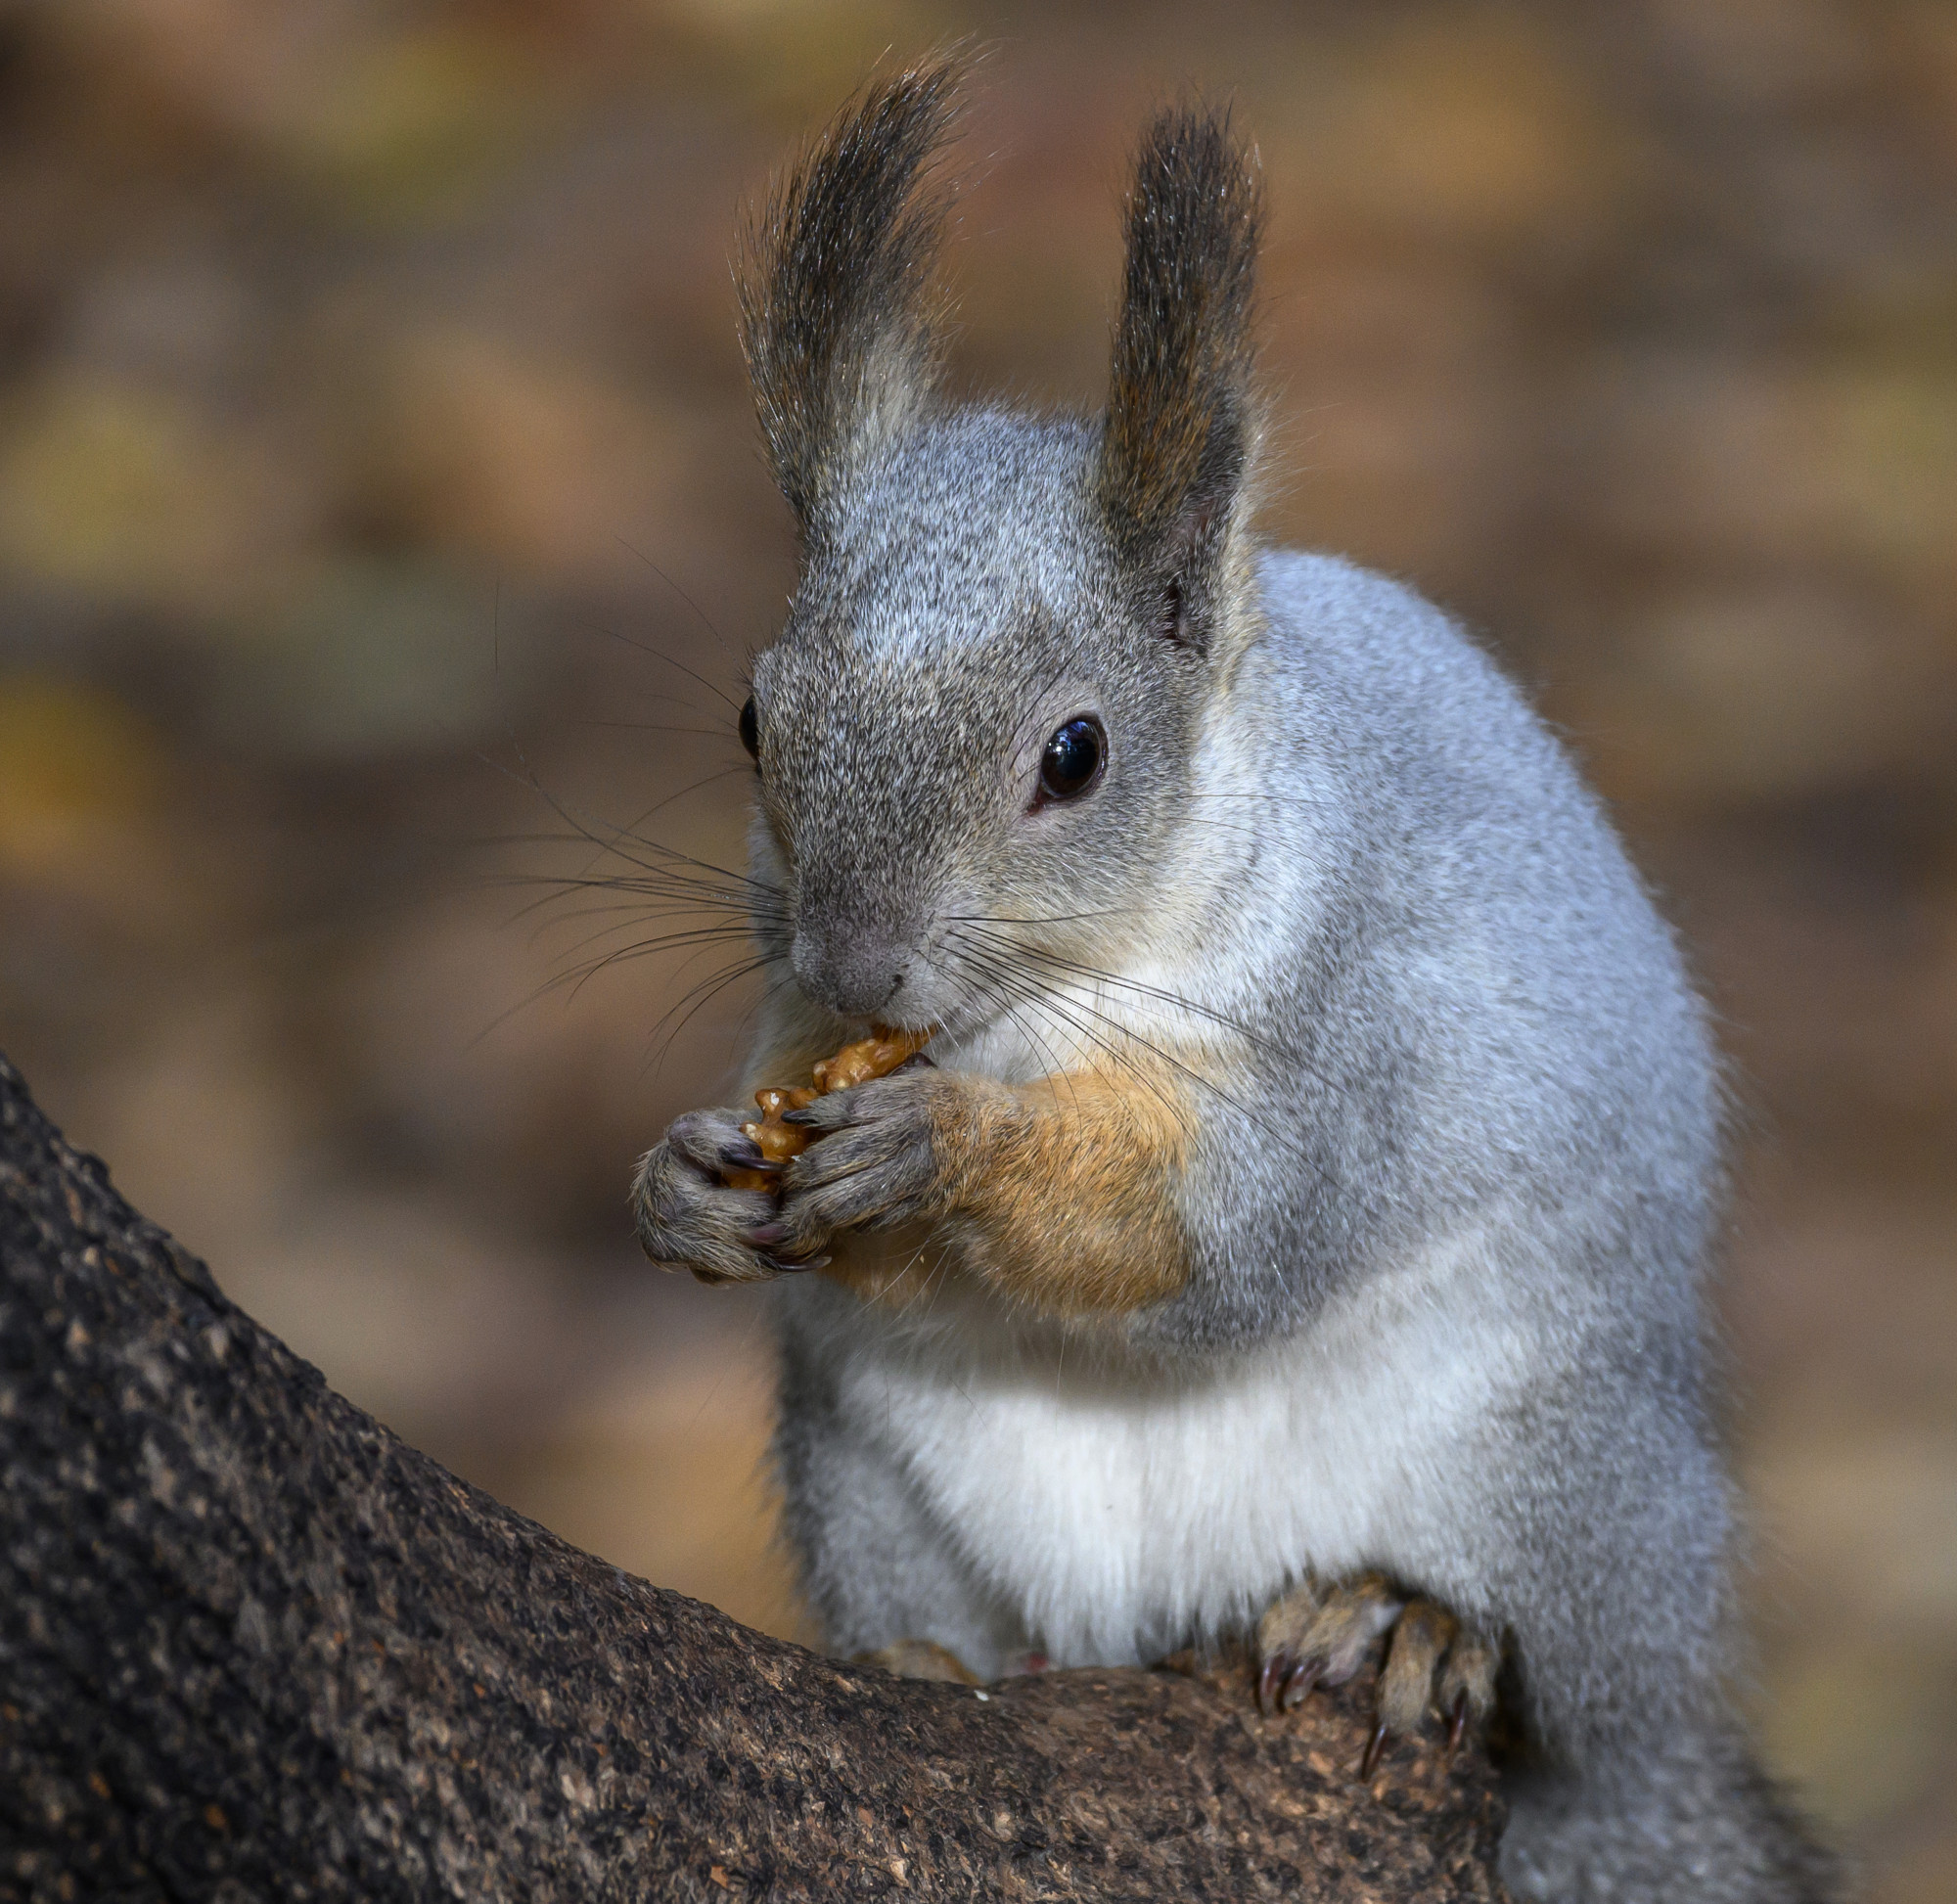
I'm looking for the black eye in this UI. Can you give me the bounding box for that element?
[739,695,758,760]
[1037,716,1105,804]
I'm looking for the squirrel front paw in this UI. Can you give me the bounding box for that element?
[759,1063,977,1260]
[1256,1571,1499,1777]
[632,1107,821,1283]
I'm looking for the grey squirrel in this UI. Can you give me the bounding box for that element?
[631,60,1839,1901]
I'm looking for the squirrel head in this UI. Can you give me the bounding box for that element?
[736,59,1264,1035]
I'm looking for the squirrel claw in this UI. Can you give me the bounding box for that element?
[1445,1688,1471,1758]
[1282,1655,1323,1711]
[1255,1649,1327,1717]
[1256,1652,1291,1714]
[1358,1718,1390,1781]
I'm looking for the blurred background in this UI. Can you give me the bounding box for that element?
[0,0,1951,1893]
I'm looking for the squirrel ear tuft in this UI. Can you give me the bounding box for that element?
[737,57,967,548]
[1099,104,1262,655]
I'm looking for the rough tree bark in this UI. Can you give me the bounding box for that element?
[0,1052,1508,1901]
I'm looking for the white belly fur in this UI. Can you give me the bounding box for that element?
[796,1217,1539,1673]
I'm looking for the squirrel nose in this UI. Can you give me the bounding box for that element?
[791,927,909,1020]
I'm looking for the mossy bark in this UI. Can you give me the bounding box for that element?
[0,1052,1507,1901]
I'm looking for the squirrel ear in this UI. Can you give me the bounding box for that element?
[1098,105,1262,656]
[737,58,965,548]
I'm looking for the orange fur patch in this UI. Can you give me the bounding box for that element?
[818,1223,952,1310]
[936,1064,1195,1318]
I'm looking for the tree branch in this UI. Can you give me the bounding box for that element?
[0,1052,1506,1900]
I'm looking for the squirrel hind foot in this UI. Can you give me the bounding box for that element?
[851,1638,981,1686]
[1255,1572,1499,1776]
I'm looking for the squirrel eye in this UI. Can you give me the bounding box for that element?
[739,695,759,760]
[1037,716,1105,804]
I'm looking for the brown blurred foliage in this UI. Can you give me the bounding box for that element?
[0,4,1951,1897]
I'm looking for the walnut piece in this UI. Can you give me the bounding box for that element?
[722,1026,934,1190]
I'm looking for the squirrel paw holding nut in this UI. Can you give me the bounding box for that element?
[635,1028,941,1282]
[1256,1572,1499,1778]
[755,1057,968,1261]
[631,1106,817,1283]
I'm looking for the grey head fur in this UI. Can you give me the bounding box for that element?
[750,411,1206,1026]
[739,60,1267,1031]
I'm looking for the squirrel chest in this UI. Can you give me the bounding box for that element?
[775,1215,1535,1673]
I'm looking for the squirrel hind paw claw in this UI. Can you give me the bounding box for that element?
[1357,1717,1391,1781]
[1255,1651,1291,1715]
[1255,1573,1499,1776]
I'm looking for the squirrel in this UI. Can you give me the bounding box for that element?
[630,59,1839,1902]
